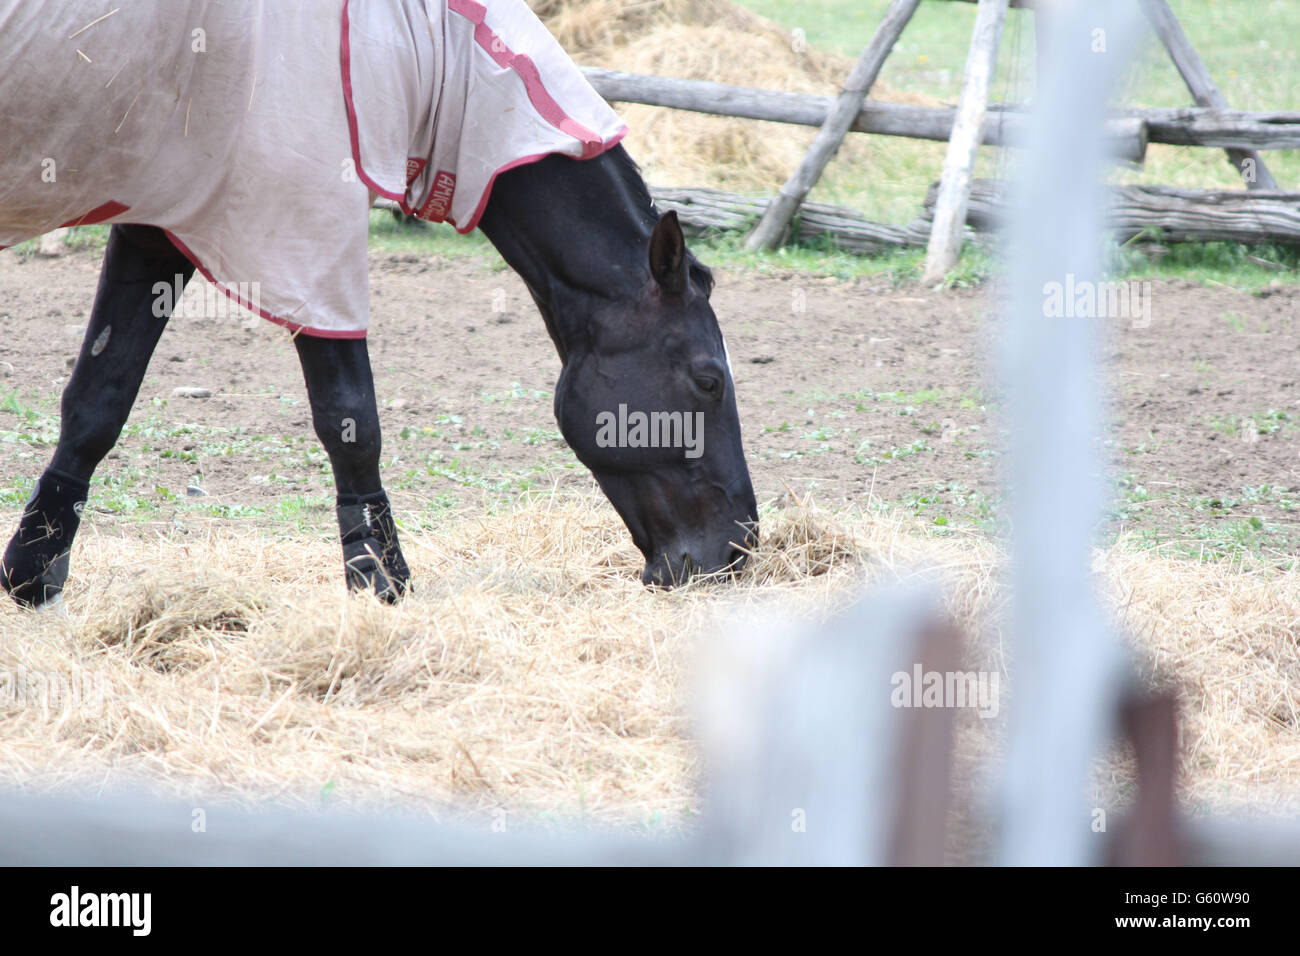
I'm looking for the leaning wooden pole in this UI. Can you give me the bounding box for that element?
[1138,0,1277,190]
[743,0,921,252]
[921,0,1010,284]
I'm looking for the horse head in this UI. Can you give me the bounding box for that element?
[555,210,758,586]
[480,152,758,588]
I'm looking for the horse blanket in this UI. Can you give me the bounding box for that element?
[0,0,627,337]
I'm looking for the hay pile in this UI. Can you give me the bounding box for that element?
[1,492,1297,833]
[1100,548,1300,813]
[0,495,874,826]
[529,0,934,192]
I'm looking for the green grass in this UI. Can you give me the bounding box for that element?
[1109,239,1300,291]
[366,209,505,265]
[742,0,1299,111]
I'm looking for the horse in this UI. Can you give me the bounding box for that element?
[0,0,757,606]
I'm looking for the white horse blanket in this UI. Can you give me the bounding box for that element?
[0,0,626,337]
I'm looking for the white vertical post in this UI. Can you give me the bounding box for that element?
[996,1,1138,865]
[921,0,1010,284]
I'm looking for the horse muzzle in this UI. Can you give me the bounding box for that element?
[640,524,755,589]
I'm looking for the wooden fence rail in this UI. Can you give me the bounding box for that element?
[583,68,1300,155]
[941,180,1300,246]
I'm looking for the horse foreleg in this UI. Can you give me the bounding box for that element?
[2,224,193,607]
[294,334,410,602]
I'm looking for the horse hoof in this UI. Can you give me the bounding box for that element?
[343,556,407,604]
[1,554,70,610]
[4,580,66,610]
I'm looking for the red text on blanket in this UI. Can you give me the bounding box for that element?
[405,158,427,183]
[417,171,457,221]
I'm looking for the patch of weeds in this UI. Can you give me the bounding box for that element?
[855,438,933,465]
[1221,310,1248,332]
[481,382,550,404]
[1209,409,1293,440]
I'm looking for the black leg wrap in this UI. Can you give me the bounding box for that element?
[336,490,410,603]
[2,468,90,607]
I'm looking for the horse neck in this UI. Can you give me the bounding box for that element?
[476,146,656,361]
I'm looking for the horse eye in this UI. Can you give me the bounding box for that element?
[694,376,719,394]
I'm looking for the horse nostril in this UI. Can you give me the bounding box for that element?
[642,563,669,589]
[679,553,695,581]
[727,548,748,572]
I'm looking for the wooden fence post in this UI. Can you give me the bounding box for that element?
[1137,0,1278,190]
[921,0,1010,284]
[743,0,921,252]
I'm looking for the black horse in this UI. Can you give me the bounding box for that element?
[0,144,758,605]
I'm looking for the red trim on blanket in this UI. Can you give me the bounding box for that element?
[448,0,606,155]
[163,231,367,340]
[451,127,628,234]
[443,0,629,232]
[340,0,410,210]
[0,201,133,252]
[60,200,131,228]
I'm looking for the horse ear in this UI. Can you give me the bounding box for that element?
[648,211,688,297]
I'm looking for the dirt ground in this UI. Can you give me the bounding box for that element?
[1,244,1299,559]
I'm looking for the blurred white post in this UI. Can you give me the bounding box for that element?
[694,582,951,865]
[996,1,1140,865]
[921,0,1009,284]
